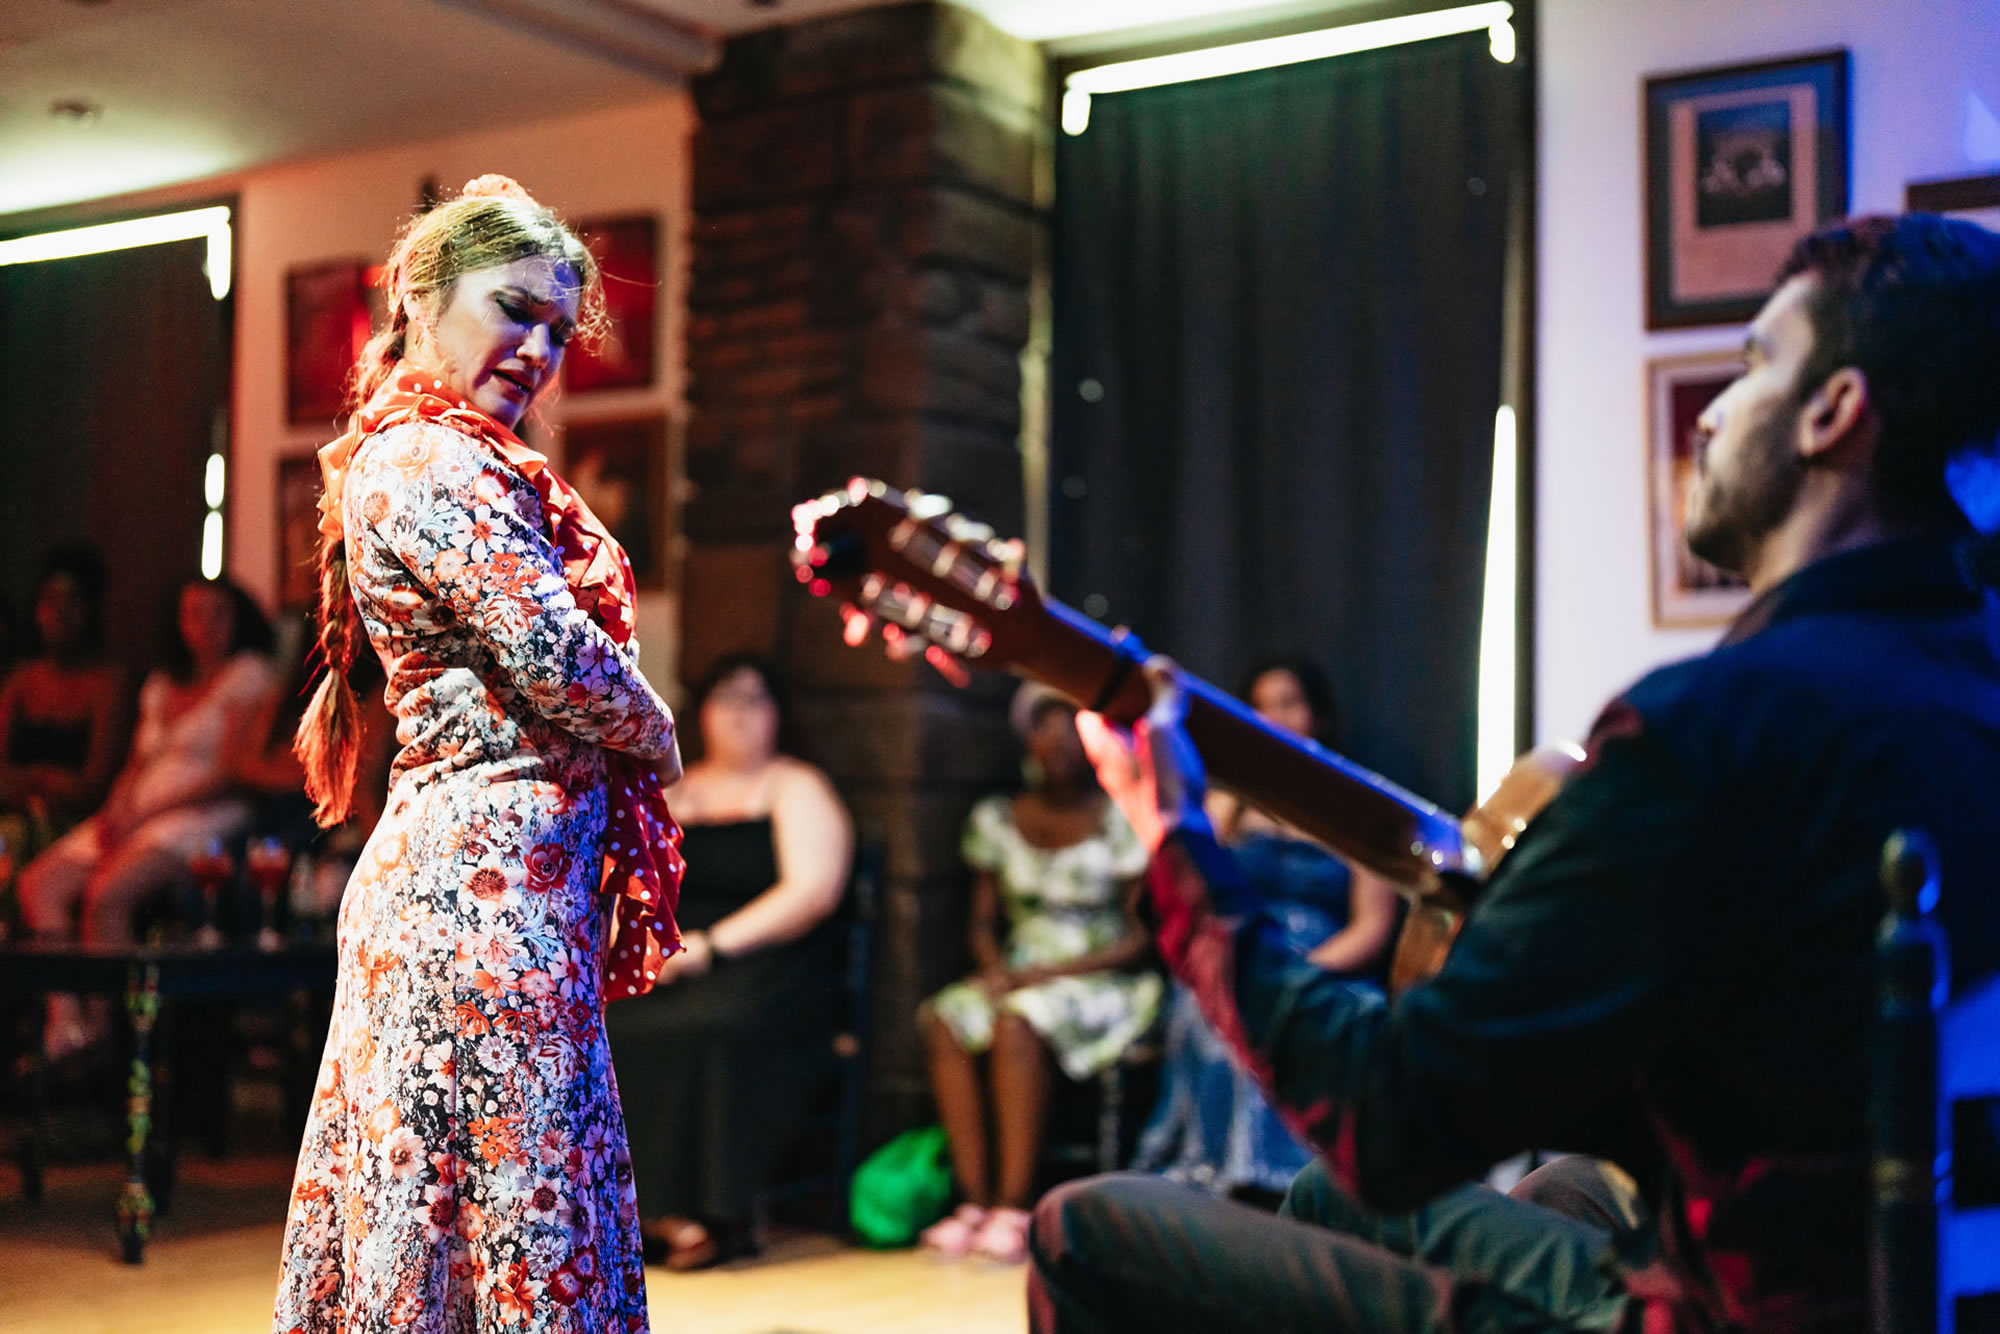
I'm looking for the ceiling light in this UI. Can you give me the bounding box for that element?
[0,205,233,300]
[1063,2,1515,135]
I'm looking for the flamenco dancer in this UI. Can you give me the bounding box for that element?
[274,176,684,1332]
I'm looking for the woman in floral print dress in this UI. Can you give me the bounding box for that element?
[274,176,682,1333]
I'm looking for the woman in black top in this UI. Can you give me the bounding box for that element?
[605,653,853,1268]
[0,547,131,915]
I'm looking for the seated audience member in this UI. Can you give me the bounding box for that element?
[0,547,132,914]
[19,576,278,1055]
[604,653,853,1270]
[1133,657,1398,1202]
[1028,214,2000,1334]
[918,684,1158,1265]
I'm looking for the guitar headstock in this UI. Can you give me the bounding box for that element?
[791,478,1045,685]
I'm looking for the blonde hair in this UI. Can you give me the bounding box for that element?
[349,173,607,410]
[296,174,605,827]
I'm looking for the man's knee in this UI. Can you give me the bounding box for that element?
[1277,1155,1361,1226]
[1031,1175,1108,1270]
[1028,1178,1112,1333]
[1507,1155,1648,1233]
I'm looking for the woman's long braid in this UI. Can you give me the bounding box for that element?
[294,271,403,828]
[296,534,364,828]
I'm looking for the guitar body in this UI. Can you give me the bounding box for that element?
[1390,742,1586,989]
[792,479,1587,992]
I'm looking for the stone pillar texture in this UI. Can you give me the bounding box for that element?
[683,1,1048,1138]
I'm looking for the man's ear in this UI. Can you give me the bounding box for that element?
[1799,365,1876,462]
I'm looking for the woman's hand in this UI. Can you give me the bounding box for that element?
[655,929,716,984]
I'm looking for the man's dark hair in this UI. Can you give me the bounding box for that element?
[1779,213,2000,528]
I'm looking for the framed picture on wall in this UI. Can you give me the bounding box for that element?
[565,215,659,393]
[563,416,667,586]
[1647,350,1753,627]
[1905,172,2000,231]
[285,260,385,427]
[277,454,324,612]
[1644,50,1849,330]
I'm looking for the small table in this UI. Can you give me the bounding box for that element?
[0,940,337,1262]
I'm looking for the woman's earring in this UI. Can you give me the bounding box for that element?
[1020,756,1045,789]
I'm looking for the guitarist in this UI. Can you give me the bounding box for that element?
[1026,213,2000,1334]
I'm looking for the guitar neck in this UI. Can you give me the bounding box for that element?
[1025,597,1474,890]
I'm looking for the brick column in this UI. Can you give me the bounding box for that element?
[683,1,1048,1135]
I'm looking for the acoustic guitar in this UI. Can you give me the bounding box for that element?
[791,479,1588,991]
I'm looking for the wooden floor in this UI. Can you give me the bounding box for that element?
[0,1154,1028,1334]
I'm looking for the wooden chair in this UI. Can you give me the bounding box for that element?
[1871,831,2000,1334]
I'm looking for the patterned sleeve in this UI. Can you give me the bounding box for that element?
[352,421,678,762]
[961,795,1007,871]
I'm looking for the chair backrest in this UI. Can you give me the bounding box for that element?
[1871,830,2000,1334]
[835,841,883,1049]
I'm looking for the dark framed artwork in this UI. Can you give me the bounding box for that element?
[277,454,324,612]
[285,260,385,427]
[563,416,667,586]
[1906,172,2000,231]
[565,215,659,393]
[1648,350,1753,627]
[1644,50,1849,329]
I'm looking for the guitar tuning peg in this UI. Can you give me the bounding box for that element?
[923,643,971,688]
[988,538,1026,579]
[880,623,922,662]
[907,491,954,521]
[839,604,875,648]
[945,514,994,544]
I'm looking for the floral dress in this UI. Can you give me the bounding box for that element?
[273,419,677,1333]
[927,795,1160,1080]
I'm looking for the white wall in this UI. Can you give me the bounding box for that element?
[227,95,694,696]
[1535,0,2000,741]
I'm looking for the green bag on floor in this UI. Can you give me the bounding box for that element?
[849,1123,953,1248]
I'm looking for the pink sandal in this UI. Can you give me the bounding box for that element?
[919,1203,988,1256]
[969,1206,1032,1264]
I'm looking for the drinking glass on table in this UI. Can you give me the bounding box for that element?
[188,836,234,949]
[247,837,291,952]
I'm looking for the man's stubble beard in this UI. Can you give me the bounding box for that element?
[1685,403,1806,575]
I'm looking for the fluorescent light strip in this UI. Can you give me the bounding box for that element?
[204,452,227,509]
[200,510,225,582]
[1474,404,1518,802]
[1067,2,1513,96]
[0,205,232,300]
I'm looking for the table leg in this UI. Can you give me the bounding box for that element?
[17,1007,45,1204]
[117,963,159,1265]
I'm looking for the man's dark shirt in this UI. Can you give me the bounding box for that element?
[1148,537,2000,1334]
